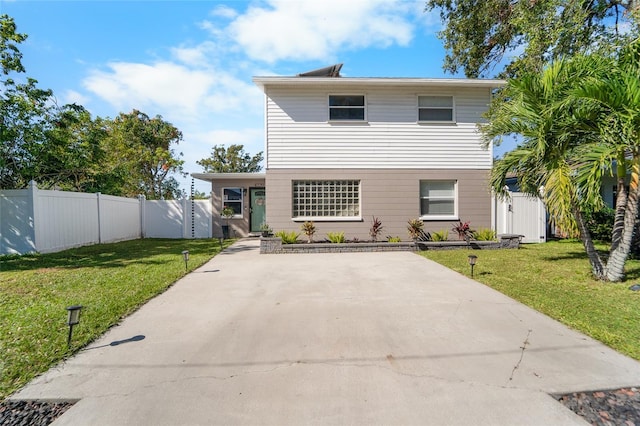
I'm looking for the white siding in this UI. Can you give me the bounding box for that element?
[264,85,493,169]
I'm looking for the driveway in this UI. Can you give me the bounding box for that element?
[12,239,640,425]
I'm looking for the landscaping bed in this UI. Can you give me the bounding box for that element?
[260,234,523,254]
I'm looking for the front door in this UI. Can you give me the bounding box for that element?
[250,188,266,232]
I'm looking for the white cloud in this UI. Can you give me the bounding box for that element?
[212,0,416,63]
[170,41,219,67]
[210,4,238,19]
[81,60,260,123]
[62,89,89,106]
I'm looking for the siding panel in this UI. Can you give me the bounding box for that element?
[265,169,491,241]
[265,85,492,169]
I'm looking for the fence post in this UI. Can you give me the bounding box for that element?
[96,192,102,244]
[182,197,189,239]
[139,194,146,239]
[28,180,39,252]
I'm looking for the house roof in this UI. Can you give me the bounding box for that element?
[192,172,266,183]
[253,75,506,90]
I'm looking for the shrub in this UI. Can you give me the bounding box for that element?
[407,218,431,241]
[327,232,346,243]
[387,236,402,243]
[300,221,316,243]
[583,207,614,242]
[473,228,497,241]
[369,216,384,241]
[431,229,449,241]
[452,220,474,241]
[259,223,272,236]
[274,230,300,244]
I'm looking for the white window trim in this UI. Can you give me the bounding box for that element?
[328,94,367,122]
[419,180,458,220]
[222,187,243,219]
[417,95,456,124]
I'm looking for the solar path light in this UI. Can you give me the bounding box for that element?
[182,250,189,271]
[468,255,478,279]
[66,305,83,347]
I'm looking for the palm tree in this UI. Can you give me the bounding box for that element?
[570,39,640,281]
[482,55,613,280]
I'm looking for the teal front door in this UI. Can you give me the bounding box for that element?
[250,188,266,232]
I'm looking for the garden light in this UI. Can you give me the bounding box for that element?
[66,305,83,347]
[468,255,478,279]
[181,250,189,270]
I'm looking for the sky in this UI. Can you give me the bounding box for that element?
[1,0,514,195]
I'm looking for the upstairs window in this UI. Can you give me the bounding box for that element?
[418,95,454,123]
[329,95,365,121]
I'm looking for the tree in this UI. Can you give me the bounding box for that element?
[426,0,639,77]
[0,14,27,75]
[102,110,185,199]
[0,78,54,189]
[484,42,640,281]
[0,15,56,189]
[569,39,640,281]
[197,144,263,173]
[38,104,109,192]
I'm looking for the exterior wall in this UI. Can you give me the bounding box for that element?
[210,178,266,238]
[265,168,491,241]
[264,85,493,170]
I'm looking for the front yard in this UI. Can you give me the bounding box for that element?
[0,238,233,400]
[420,240,640,361]
[2,238,639,401]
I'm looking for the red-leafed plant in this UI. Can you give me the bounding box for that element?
[452,220,474,241]
[369,216,384,242]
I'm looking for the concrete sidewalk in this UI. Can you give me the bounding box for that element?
[12,239,640,425]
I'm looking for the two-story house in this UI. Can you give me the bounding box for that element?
[194,66,505,241]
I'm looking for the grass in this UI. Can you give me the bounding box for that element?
[0,238,234,400]
[420,240,640,361]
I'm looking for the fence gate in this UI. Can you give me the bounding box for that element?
[495,192,546,243]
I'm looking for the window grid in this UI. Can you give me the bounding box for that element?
[292,180,360,218]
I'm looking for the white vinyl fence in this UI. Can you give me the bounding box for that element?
[143,199,212,239]
[0,182,213,255]
[494,191,547,243]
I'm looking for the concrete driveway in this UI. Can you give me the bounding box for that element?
[12,239,640,425]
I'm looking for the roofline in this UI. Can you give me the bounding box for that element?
[192,172,266,182]
[252,76,506,90]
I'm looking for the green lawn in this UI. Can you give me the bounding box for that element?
[420,240,640,361]
[0,238,233,400]
[3,239,639,401]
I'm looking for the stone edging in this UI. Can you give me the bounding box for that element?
[260,234,523,254]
